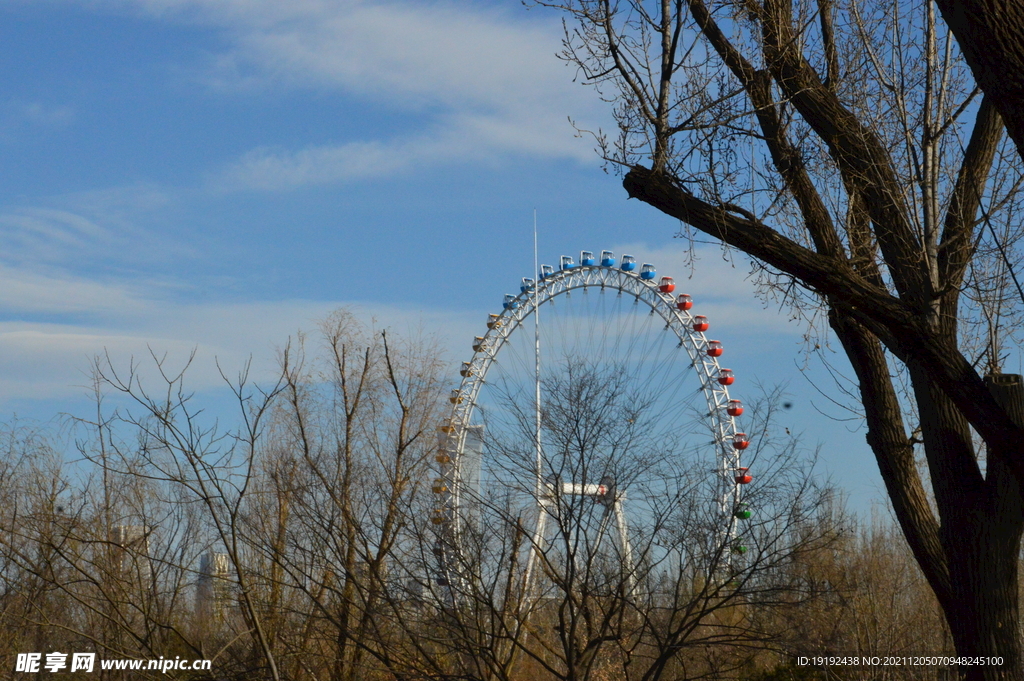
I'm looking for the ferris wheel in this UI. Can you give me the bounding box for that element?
[431,250,752,598]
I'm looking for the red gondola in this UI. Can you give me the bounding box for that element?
[727,399,743,417]
[676,294,693,310]
[718,368,735,385]
[706,340,724,357]
[693,315,709,332]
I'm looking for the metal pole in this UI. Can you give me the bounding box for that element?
[533,210,542,500]
[523,211,545,601]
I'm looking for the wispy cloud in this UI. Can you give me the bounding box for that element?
[0,242,798,406]
[0,209,113,260]
[0,265,146,316]
[215,109,591,190]
[0,99,74,139]
[96,0,605,188]
[217,137,431,191]
[0,185,193,275]
[0,260,481,404]
[125,0,578,106]
[15,100,74,126]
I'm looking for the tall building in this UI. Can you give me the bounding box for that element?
[108,525,150,578]
[461,425,484,534]
[196,552,232,618]
[461,425,484,497]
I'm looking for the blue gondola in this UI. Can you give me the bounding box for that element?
[601,250,616,267]
[621,254,637,272]
[580,251,596,266]
[540,264,554,279]
[521,277,536,293]
[503,294,519,310]
[560,255,576,270]
[640,263,656,280]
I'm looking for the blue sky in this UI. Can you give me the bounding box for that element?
[0,0,887,513]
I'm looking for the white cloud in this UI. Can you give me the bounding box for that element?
[61,184,172,221]
[0,235,799,407]
[0,186,196,276]
[215,108,593,190]
[0,324,207,401]
[96,0,606,187]
[218,137,433,190]
[122,0,576,106]
[0,209,112,259]
[0,265,145,315]
[0,268,482,404]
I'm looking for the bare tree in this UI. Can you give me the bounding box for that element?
[535,0,1024,676]
[0,312,457,681]
[423,361,838,681]
[53,351,287,679]
[240,311,451,681]
[2,304,1002,680]
[0,415,222,679]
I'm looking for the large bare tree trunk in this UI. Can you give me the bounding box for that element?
[920,369,1024,680]
[945,515,1022,680]
[933,0,1024,163]
[830,311,1024,680]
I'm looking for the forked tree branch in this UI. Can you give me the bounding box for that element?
[759,0,931,303]
[828,310,951,606]
[939,97,1004,290]
[622,166,1024,482]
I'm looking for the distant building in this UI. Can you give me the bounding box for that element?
[197,551,232,619]
[451,424,484,542]
[461,425,484,513]
[109,525,150,578]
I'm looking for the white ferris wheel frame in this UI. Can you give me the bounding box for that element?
[434,263,746,592]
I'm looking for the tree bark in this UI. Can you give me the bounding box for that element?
[827,310,950,606]
[622,166,1024,479]
[933,0,1024,163]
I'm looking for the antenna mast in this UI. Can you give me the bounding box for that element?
[533,210,542,498]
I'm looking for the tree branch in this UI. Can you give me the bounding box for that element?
[938,96,1004,290]
[623,165,1024,483]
